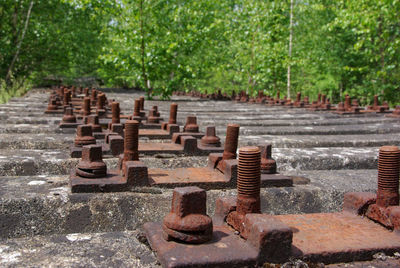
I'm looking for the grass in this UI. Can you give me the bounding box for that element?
[0,77,32,104]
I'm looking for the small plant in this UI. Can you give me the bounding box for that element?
[0,76,32,104]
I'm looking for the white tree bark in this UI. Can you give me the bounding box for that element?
[287,0,294,98]
[6,0,34,82]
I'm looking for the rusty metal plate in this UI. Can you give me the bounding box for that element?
[70,169,127,193]
[276,212,400,264]
[139,142,183,154]
[144,222,258,268]
[148,167,229,189]
[139,129,170,139]
[261,174,293,187]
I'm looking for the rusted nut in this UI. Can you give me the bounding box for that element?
[75,125,96,147]
[62,107,76,123]
[168,103,178,124]
[81,97,91,116]
[183,116,199,133]
[111,102,120,124]
[162,187,213,244]
[84,87,89,96]
[200,126,221,147]
[87,115,102,133]
[376,146,400,207]
[260,144,276,174]
[76,145,107,178]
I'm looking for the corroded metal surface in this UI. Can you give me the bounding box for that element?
[277,212,400,263]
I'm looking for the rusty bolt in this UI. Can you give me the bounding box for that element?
[133,99,141,117]
[97,93,106,110]
[237,146,261,215]
[63,91,70,105]
[75,125,96,147]
[222,124,240,161]
[47,99,58,111]
[168,103,178,124]
[123,120,139,163]
[376,146,400,208]
[184,116,199,133]
[296,92,301,103]
[337,102,345,112]
[91,89,97,103]
[382,101,389,110]
[147,109,159,123]
[322,94,326,104]
[276,91,280,100]
[139,96,145,110]
[162,186,213,244]
[392,106,400,116]
[111,102,120,124]
[84,87,89,97]
[87,115,102,133]
[76,145,107,178]
[317,93,321,104]
[82,97,91,116]
[344,95,351,111]
[260,144,276,174]
[200,126,221,147]
[152,106,160,117]
[373,95,379,109]
[62,107,76,123]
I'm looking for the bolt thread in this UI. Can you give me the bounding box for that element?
[124,120,139,161]
[111,102,120,123]
[133,99,141,116]
[169,103,178,124]
[222,124,240,160]
[238,147,261,197]
[377,146,400,207]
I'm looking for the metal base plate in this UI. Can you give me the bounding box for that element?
[144,222,258,268]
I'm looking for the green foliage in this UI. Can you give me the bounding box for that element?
[1,0,400,105]
[0,76,32,104]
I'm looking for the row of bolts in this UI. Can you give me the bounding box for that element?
[53,87,400,239]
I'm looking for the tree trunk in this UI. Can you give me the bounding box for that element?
[6,0,34,83]
[139,0,151,98]
[287,0,294,99]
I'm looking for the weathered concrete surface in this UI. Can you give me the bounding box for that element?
[0,169,376,239]
[0,231,159,268]
[0,88,399,267]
